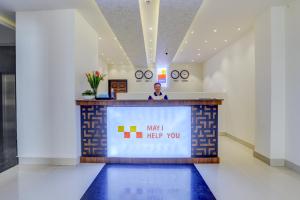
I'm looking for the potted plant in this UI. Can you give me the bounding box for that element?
[83,71,106,99]
[82,90,95,100]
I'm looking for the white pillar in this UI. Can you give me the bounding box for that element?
[254,6,286,166]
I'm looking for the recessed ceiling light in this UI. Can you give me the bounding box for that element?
[213,29,217,33]
[149,27,153,31]
[204,40,208,43]
[224,39,228,43]
[98,37,102,40]
[191,31,195,34]
[197,53,201,56]
[197,48,201,51]
[237,27,241,31]
[214,48,217,50]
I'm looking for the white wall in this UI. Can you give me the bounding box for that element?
[202,30,255,145]
[285,0,300,166]
[74,12,99,98]
[108,64,203,94]
[16,9,102,164]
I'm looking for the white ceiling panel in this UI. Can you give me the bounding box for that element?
[0,0,132,66]
[0,0,85,11]
[155,0,203,66]
[96,0,147,67]
[173,0,282,64]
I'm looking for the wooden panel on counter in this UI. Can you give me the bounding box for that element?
[80,157,220,164]
[76,99,223,106]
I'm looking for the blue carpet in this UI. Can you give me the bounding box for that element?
[81,164,216,200]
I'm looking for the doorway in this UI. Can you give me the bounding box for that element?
[0,24,17,173]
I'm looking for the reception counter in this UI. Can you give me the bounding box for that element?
[76,99,222,164]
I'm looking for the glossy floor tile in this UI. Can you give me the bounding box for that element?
[196,136,300,200]
[0,164,104,200]
[81,164,215,200]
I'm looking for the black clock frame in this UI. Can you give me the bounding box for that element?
[144,70,153,79]
[180,70,190,79]
[135,70,144,79]
[171,70,180,79]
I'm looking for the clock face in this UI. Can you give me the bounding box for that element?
[180,70,190,79]
[135,70,144,79]
[144,70,153,79]
[171,70,180,79]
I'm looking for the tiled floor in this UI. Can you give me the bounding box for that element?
[0,136,300,200]
[196,136,300,200]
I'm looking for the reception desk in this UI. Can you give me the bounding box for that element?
[76,99,222,164]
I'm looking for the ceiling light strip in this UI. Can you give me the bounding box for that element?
[139,0,160,67]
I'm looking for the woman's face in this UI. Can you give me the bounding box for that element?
[154,84,161,93]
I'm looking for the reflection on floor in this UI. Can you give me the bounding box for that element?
[81,164,215,200]
[1,136,300,200]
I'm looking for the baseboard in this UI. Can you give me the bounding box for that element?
[19,157,80,166]
[222,133,299,172]
[220,132,255,150]
[219,132,227,136]
[285,160,300,174]
[270,159,285,167]
[253,151,286,167]
[253,151,270,165]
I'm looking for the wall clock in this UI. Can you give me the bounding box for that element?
[171,70,180,79]
[135,70,144,79]
[180,70,190,79]
[144,70,153,79]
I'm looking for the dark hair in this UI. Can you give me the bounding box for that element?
[154,82,161,87]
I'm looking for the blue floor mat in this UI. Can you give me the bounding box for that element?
[81,164,216,200]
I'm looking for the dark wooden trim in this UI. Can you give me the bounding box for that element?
[108,79,128,97]
[76,99,223,106]
[80,157,220,164]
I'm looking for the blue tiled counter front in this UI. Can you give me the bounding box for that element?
[77,99,222,164]
[81,105,107,157]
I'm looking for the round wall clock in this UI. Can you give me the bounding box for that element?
[180,70,190,79]
[135,70,144,79]
[144,70,153,79]
[171,70,180,79]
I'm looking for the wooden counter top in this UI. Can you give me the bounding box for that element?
[76,99,223,106]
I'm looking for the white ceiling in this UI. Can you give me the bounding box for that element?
[173,0,282,64]
[156,0,203,66]
[0,0,131,66]
[0,0,285,67]
[0,0,85,11]
[96,0,147,67]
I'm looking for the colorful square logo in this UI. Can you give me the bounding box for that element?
[118,126,124,132]
[157,67,167,86]
[117,126,143,139]
[130,126,136,132]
